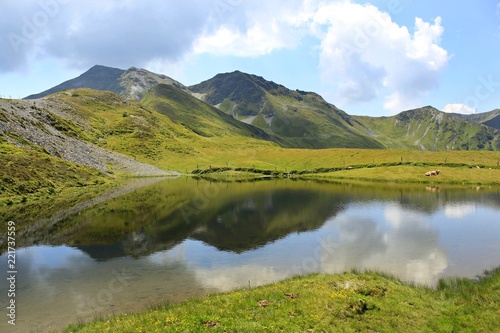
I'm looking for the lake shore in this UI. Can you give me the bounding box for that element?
[189,162,500,186]
[64,267,500,333]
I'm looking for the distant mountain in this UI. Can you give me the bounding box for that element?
[452,109,500,130]
[189,71,384,149]
[354,106,500,150]
[25,65,185,100]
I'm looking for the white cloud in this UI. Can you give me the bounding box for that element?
[0,0,449,112]
[191,1,449,113]
[311,1,448,113]
[0,0,216,72]
[443,103,476,114]
[194,25,290,57]
[193,0,307,57]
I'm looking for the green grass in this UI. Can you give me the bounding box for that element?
[187,145,500,184]
[63,268,500,333]
[0,141,111,203]
[310,164,500,185]
[141,84,270,139]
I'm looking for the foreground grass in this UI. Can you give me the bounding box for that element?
[65,268,500,333]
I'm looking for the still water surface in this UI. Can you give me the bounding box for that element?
[1,178,499,332]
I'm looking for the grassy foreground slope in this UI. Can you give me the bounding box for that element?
[65,268,500,333]
[0,138,110,204]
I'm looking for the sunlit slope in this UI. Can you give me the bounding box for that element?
[189,71,385,149]
[28,88,280,171]
[47,88,204,165]
[354,106,500,150]
[141,83,274,141]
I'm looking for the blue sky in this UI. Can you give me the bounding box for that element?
[1,0,499,116]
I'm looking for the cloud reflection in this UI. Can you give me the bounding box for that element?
[320,203,447,285]
[444,203,476,219]
[194,265,289,292]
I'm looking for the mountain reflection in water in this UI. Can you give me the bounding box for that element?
[1,178,499,333]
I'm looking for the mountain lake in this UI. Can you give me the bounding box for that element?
[1,177,499,332]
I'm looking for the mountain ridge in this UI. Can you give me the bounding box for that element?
[141,83,275,141]
[25,65,185,100]
[451,109,500,130]
[189,70,385,149]
[354,106,500,150]
[22,65,500,151]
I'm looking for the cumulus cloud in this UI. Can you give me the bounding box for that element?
[45,0,213,69]
[192,0,449,113]
[193,0,308,56]
[311,1,448,113]
[443,103,476,114]
[0,0,219,72]
[0,0,310,72]
[0,0,449,112]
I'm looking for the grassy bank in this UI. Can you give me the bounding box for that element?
[64,268,500,333]
[190,160,500,185]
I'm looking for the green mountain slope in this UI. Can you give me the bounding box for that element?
[25,65,185,100]
[1,89,194,185]
[189,71,384,149]
[20,65,500,151]
[354,106,500,150]
[141,83,274,141]
[3,86,281,179]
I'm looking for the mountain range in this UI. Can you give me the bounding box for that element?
[22,65,500,151]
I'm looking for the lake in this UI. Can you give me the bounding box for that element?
[1,178,499,332]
